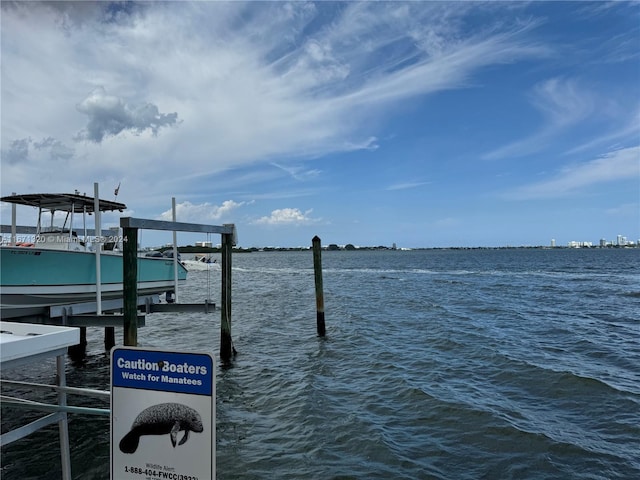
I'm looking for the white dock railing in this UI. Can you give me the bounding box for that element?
[1,379,110,416]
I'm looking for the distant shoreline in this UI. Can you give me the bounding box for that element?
[155,244,639,254]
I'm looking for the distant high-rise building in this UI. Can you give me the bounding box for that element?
[550,239,556,247]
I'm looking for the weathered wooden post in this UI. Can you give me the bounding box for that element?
[122,226,138,346]
[312,236,326,337]
[104,328,115,350]
[68,327,87,359]
[220,227,234,363]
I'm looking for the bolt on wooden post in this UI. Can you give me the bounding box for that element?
[312,236,326,337]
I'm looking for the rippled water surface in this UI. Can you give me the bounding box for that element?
[2,248,639,479]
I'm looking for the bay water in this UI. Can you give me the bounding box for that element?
[2,248,639,479]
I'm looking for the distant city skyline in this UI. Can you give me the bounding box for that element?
[563,234,639,249]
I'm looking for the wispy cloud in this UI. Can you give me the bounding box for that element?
[386,181,431,191]
[1,1,544,196]
[271,162,321,181]
[565,107,640,155]
[504,146,640,200]
[530,77,594,127]
[484,77,595,160]
[605,202,638,217]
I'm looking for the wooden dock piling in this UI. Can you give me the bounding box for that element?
[312,236,326,337]
[104,328,115,350]
[122,226,138,346]
[220,228,234,363]
[68,328,87,359]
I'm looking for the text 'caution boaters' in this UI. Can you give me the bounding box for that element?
[111,347,215,480]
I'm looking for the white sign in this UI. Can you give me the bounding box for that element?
[111,347,215,480]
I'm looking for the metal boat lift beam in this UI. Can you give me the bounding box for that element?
[120,217,236,238]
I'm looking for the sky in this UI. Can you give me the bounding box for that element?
[1,1,639,249]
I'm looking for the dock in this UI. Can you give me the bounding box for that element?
[0,322,82,480]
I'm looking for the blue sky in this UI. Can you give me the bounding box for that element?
[1,1,639,248]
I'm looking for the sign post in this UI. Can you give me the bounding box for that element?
[111,347,215,480]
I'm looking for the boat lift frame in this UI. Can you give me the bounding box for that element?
[2,195,236,362]
[120,217,237,363]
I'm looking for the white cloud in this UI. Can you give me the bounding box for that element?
[504,146,640,199]
[254,208,319,226]
[157,200,246,223]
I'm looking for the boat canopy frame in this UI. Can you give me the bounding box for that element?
[1,193,126,244]
[0,193,126,213]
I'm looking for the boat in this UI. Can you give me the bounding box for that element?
[181,253,220,271]
[0,193,188,320]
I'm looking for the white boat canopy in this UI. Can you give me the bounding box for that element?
[0,193,126,213]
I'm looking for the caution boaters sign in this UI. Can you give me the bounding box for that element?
[111,347,215,480]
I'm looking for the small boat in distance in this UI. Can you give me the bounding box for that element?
[182,253,220,271]
[0,192,188,320]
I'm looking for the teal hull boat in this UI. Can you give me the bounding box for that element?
[0,192,188,320]
[0,246,187,319]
